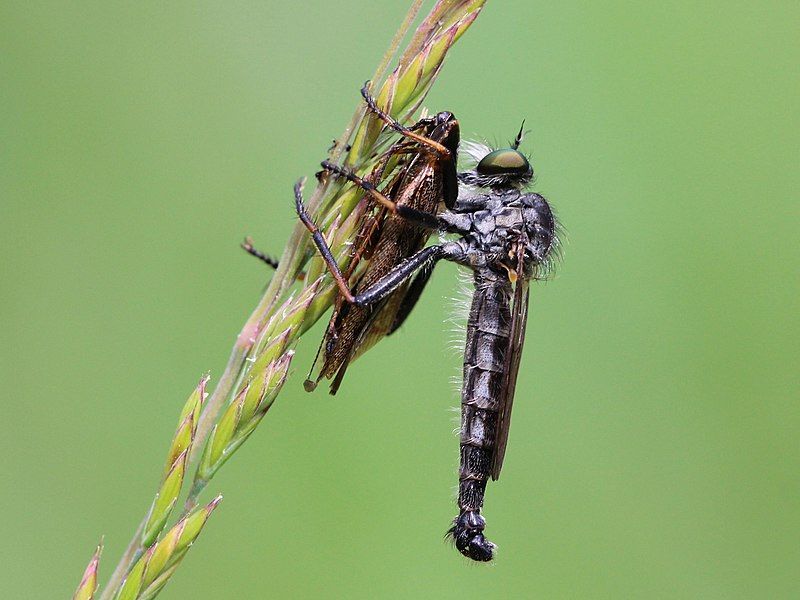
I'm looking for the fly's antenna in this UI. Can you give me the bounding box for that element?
[512,120,526,149]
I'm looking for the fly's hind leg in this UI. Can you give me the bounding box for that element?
[347,244,452,307]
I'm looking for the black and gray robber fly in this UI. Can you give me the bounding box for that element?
[296,120,558,561]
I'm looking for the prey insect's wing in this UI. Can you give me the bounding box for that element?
[491,246,531,481]
[387,257,437,334]
[323,162,428,373]
[329,293,391,394]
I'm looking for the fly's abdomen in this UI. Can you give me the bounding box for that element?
[449,276,511,561]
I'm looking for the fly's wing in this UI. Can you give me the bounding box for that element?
[490,248,531,480]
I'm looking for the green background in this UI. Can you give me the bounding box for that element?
[2,2,798,598]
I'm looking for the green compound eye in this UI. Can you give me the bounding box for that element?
[476,149,531,176]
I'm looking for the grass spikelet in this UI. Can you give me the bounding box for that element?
[73,542,102,600]
[114,497,221,600]
[141,376,207,547]
[87,2,486,598]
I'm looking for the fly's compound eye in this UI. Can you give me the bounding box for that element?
[476,149,531,178]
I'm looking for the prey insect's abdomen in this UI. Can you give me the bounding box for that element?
[449,274,512,562]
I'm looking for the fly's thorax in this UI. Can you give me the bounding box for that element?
[447,189,556,276]
[521,192,556,267]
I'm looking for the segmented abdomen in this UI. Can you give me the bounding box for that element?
[458,275,512,512]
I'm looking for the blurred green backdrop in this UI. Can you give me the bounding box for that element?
[2,1,798,598]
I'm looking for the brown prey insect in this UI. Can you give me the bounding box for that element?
[246,84,459,394]
[309,87,459,393]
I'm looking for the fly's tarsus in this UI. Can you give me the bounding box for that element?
[361,81,454,160]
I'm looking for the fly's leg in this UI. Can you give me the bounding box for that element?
[361,83,458,208]
[293,179,358,303]
[320,160,442,230]
[348,241,467,308]
[349,245,446,306]
[361,83,452,160]
[295,179,458,306]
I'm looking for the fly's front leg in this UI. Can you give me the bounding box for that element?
[320,160,442,230]
[296,175,456,308]
[361,83,452,160]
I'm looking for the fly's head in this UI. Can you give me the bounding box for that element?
[458,122,533,190]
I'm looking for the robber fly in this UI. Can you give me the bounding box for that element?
[296,125,558,561]
[246,84,459,395]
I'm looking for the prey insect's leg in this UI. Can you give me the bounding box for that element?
[241,237,279,269]
[388,258,436,335]
[361,83,452,159]
[320,160,441,230]
[242,236,307,283]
